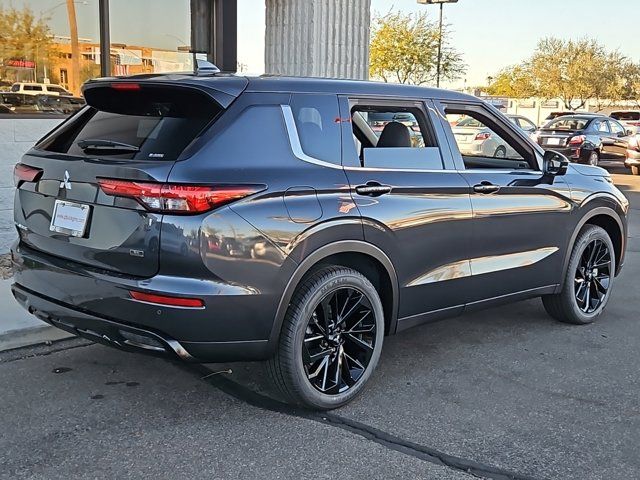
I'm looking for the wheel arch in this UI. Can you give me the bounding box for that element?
[561,205,626,284]
[268,241,399,352]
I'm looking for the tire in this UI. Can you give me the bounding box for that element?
[542,225,615,325]
[267,266,384,409]
[631,165,639,176]
[588,150,599,166]
[494,146,507,158]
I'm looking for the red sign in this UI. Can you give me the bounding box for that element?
[4,59,36,69]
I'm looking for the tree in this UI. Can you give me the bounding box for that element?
[486,65,535,98]
[0,6,56,83]
[487,37,638,111]
[369,10,465,85]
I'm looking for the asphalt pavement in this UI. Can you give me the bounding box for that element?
[1,170,639,480]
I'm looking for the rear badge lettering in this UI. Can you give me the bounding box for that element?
[129,249,145,258]
[148,153,165,158]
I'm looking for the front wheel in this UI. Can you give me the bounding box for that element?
[542,225,615,325]
[268,266,384,409]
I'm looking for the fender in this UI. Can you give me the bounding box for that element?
[558,203,626,293]
[267,240,399,351]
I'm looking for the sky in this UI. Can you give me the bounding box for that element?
[4,0,640,87]
[238,0,640,87]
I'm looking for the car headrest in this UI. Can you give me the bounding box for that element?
[378,121,411,148]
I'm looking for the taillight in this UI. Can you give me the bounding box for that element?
[98,179,264,214]
[475,132,491,141]
[568,135,586,146]
[129,290,204,308]
[628,122,640,127]
[111,82,141,91]
[14,163,43,187]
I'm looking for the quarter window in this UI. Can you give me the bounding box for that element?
[347,103,443,170]
[290,94,341,164]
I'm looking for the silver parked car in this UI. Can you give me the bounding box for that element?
[507,114,537,134]
[610,111,640,135]
[451,115,518,158]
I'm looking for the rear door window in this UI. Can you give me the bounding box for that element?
[347,102,443,170]
[37,85,222,161]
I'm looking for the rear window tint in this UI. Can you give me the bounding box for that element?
[37,86,221,161]
[611,111,640,121]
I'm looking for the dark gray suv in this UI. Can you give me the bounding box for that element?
[11,74,629,409]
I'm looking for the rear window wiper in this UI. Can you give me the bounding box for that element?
[77,139,140,153]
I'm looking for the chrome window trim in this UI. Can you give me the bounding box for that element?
[280,104,343,170]
[281,104,546,176]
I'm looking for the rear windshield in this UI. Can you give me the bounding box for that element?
[611,111,640,121]
[37,85,222,161]
[543,117,590,131]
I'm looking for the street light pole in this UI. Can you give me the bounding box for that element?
[436,3,443,88]
[417,0,459,88]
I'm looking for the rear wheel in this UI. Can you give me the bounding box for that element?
[268,266,384,409]
[631,165,639,176]
[494,146,507,158]
[588,150,599,166]
[542,225,615,325]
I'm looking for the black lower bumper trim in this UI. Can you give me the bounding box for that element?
[11,283,273,363]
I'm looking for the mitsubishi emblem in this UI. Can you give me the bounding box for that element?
[60,170,72,190]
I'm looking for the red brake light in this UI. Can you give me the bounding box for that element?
[111,82,141,91]
[98,179,264,214]
[130,291,204,308]
[569,135,586,146]
[14,163,43,186]
[475,132,491,141]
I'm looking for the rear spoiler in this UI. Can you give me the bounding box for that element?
[82,75,248,109]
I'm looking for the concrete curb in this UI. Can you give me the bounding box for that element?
[0,324,73,352]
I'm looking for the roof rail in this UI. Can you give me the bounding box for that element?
[195,59,221,76]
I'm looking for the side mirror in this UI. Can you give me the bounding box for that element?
[543,150,569,176]
[626,129,634,136]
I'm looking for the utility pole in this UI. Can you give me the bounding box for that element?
[66,0,81,95]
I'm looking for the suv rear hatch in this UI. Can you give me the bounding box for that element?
[14,77,247,277]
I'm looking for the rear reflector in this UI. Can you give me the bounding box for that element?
[130,291,205,308]
[14,164,43,186]
[98,179,264,214]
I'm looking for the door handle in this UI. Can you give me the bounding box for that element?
[355,182,392,197]
[473,182,500,194]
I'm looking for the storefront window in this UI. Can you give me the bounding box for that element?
[1,0,99,115]
[109,0,194,76]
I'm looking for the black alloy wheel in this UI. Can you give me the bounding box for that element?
[574,238,612,314]
[303,287,377,395]
[542,225,615,325]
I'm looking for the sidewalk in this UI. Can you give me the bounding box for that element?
[0,275,72,352]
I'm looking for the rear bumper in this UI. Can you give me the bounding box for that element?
[10,242,277,362]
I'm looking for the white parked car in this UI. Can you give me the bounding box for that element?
[10,83,72,96]
[610,111,640,135]
[451,116,518,158]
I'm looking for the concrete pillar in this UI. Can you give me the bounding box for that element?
[265,0,371,80]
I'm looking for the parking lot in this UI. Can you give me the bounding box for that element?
[1,168,639,480]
